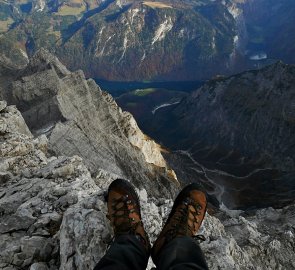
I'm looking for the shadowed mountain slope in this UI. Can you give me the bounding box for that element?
[145,62,295,209]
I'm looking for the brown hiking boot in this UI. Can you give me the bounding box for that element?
[152,183,207,259]
[106,179,150,251]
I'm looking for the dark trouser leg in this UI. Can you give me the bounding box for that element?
[153,236,209,270]
[94,235,149,270]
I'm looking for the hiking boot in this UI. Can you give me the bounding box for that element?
[152,183,207,259]
[106,179,150,251]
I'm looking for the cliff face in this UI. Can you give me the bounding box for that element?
[0,101,294,270]
[145,62,295,209]
[0,49,178,198]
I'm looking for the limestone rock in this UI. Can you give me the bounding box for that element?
[0,100,7,112]
[30,262,49,270]
[1,50,178,198]
[0,104,32,137]
[200,206,295,270]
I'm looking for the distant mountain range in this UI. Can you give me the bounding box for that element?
[0,0,294,81]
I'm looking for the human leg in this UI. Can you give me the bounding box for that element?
[151,183,209,270]
[94,235,149,270]
[152,236,208,270]
[94,179,150,270]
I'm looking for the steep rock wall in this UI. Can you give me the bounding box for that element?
[1,49,178,198]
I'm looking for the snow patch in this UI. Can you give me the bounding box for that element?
[116,0,123,8]
[211,35,216,50]
[96,26,106,45]
[152,18,173,45]
[141,52,146,62]
[95,34,115,57]
[98,26,105,37]
[227,3,242,19]
[20,49,29,60]
[37,0,45,11]
[178,29,185,38]
[118,35,129,63]
[130,8,140,24]
[233,35,239,47]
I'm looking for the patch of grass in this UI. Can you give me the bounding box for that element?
[50,30,61,39]
[0,17,13,32]
[126,102,138,108]
[132,88,156,96]
[143,1,173,9]
[56,5,86,16]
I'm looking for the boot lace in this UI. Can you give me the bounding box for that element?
[165,197,206,243]
[107,194,141,234]
[107,194,149,249]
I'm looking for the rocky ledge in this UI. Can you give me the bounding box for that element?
[0,98,294,270]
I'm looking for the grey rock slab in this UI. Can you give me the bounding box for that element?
[30,262,49,270]
[0,100,7,112]
[2,50,179,198]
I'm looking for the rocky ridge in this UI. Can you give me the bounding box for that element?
[0,49,178,199]
[1,100,295,270]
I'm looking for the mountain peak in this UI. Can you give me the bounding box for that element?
[24,48,71,77]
